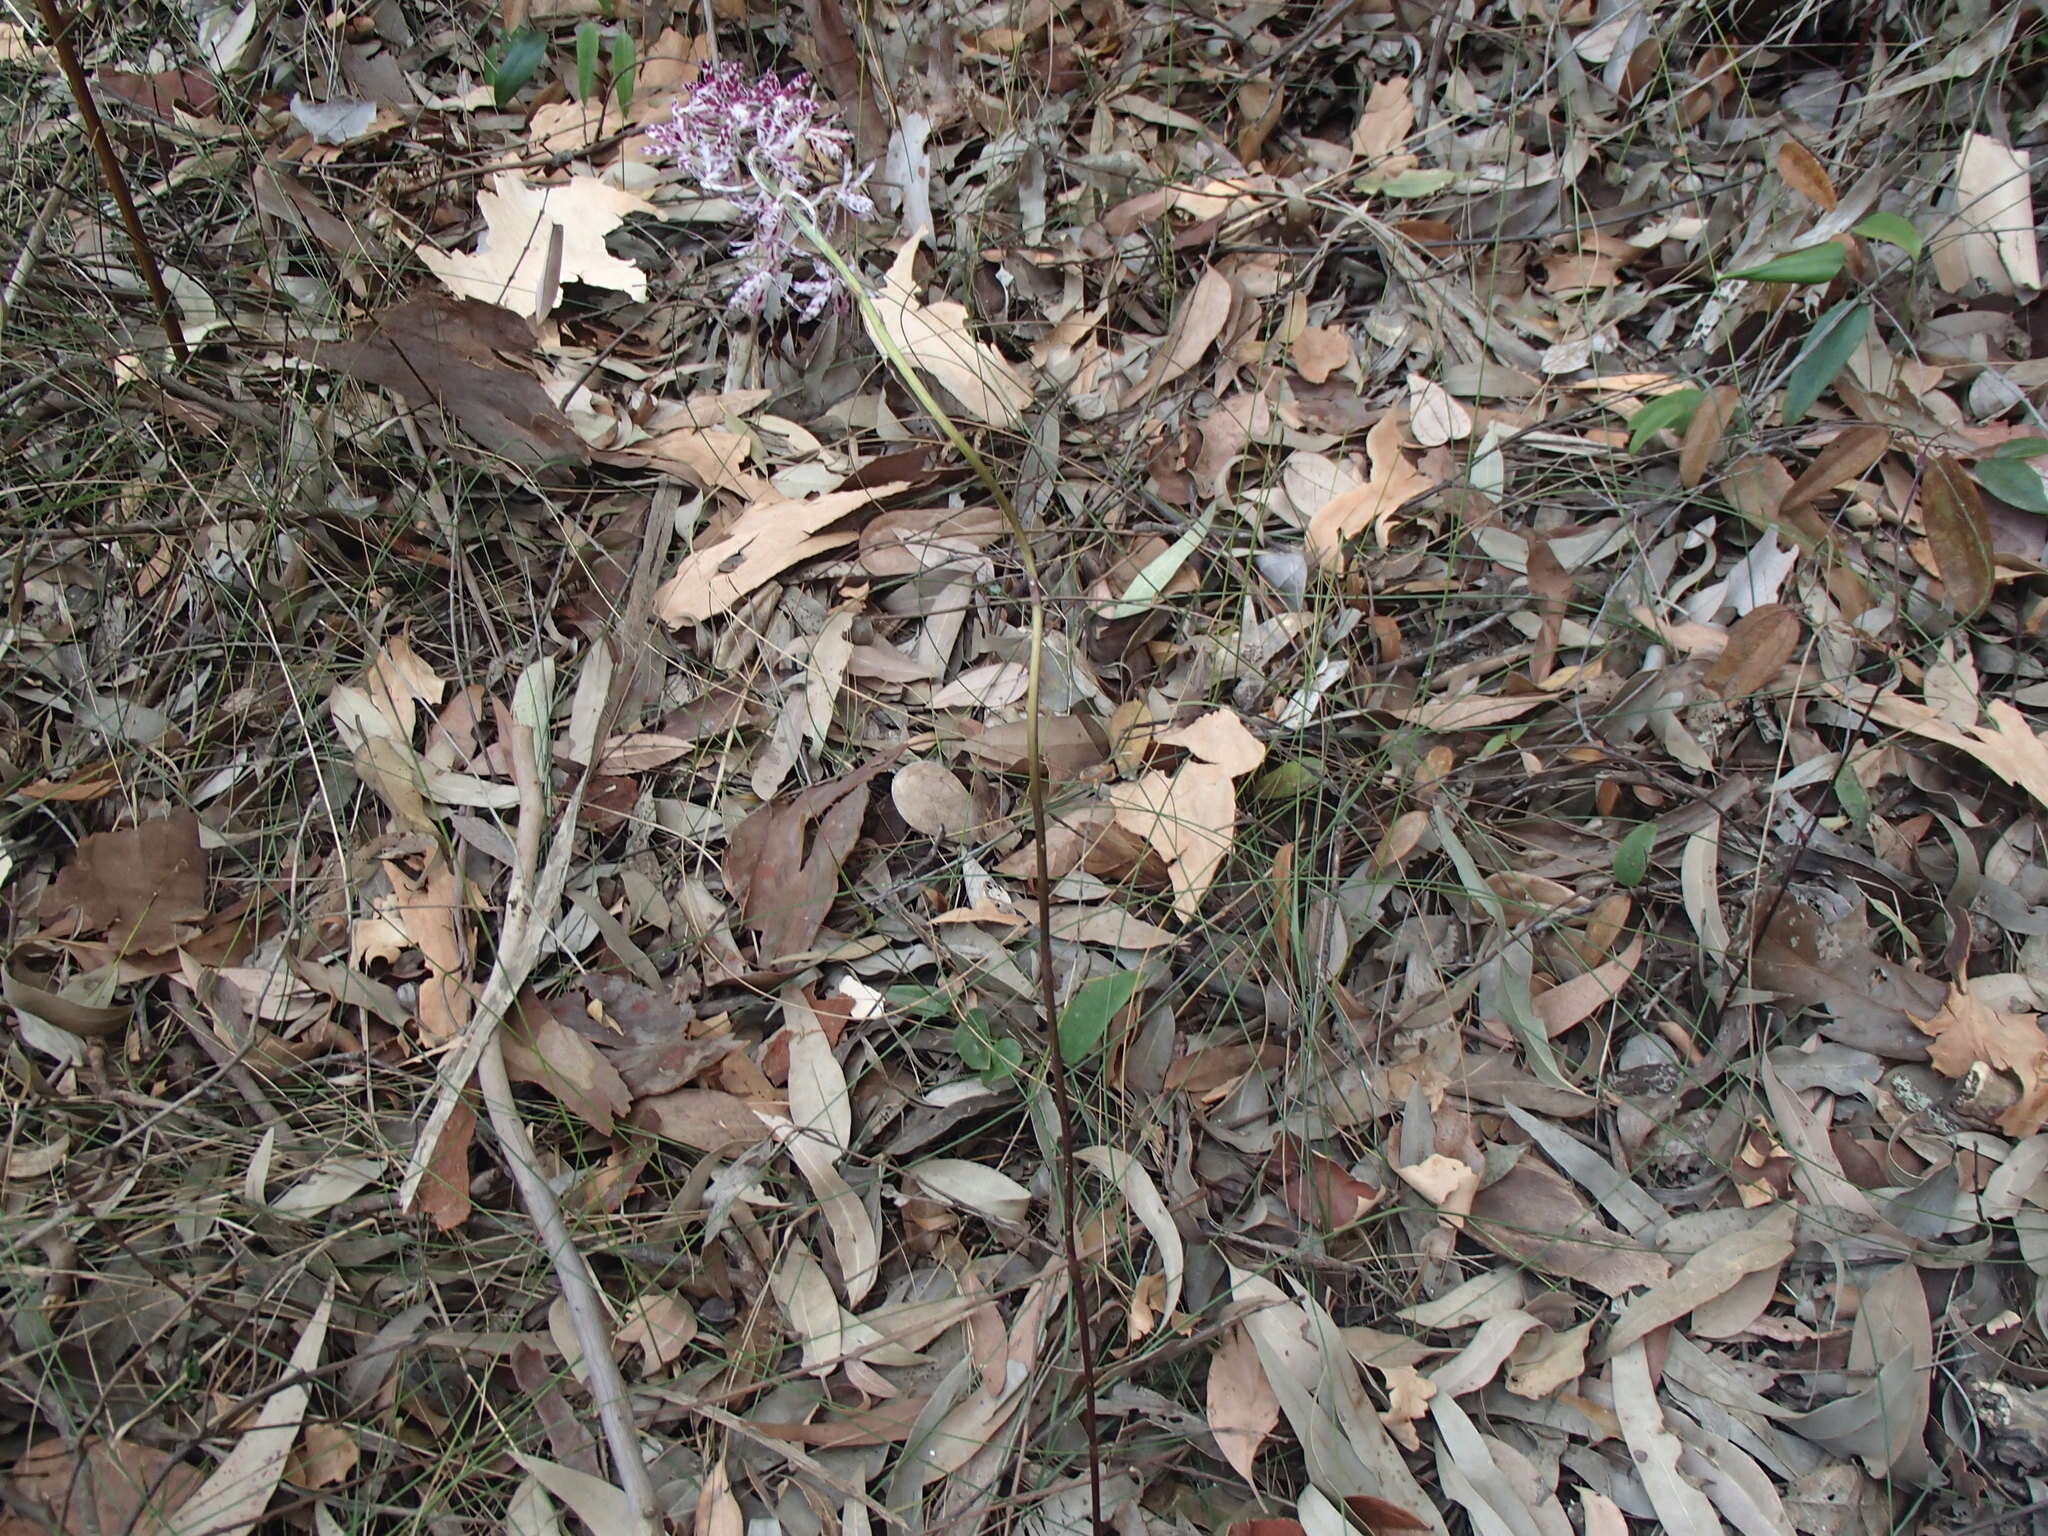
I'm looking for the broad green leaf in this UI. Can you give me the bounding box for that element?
[1853,211,1922,258]
[1988,436,2048,459]
[1833,760,1871,833]
[886,985,950,1019]
[575,23,600,101]
[1057,970,1143,1062]
[1974,456,2048,512]
[952,1019,990,1072]
[1253,758,1323,800]
[1628,387,1704,453]
[1781,300,1868,426]
[1613,821,1656,889]
[489,30,547,108]
[610,33,637,111]
[1724,243,1848,284]
[1362,167,1456,198]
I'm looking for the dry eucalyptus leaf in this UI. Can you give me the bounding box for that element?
[41,809,209,954]
[656,483,907,625]
[415,173,656,321]
[867,234,1033,426]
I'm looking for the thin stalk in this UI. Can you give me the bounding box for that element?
[794,208,1105,1532]
[30,0,188,360]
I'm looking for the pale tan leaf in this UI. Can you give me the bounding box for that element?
[655,483,905,625]
[891,760,979,839]
[1504,1319,1592,1399]
[1109,761,1237,918]
[1207,1324,1279,1481]
[1610,1340,1724,1536]
[1911,979,2048,1137]
[1532,936,1644,1037]
[1680,820,1733,966]
[269,1155,384,1216]
[771,1241,845,1372]
[1156,707,1268,777]
[1429,1391,1552,1536]
[1428,1311,1542,1398]
[783,986,850,1155]
[1604,1212,1797,1354]
[868,235,1033,426]
[1305,412,1434,568]
[1931,132,2039,295]
[1395,1154,1478,1227]
[1852,688,2048,814]
[616,1291,698,1374]
[515,1454,655,1536]
[365,632,445,739]
[1396,692,1554,732]
[1407,373,1472,447]
[774,1115,878,1307]
[1047,903,1181,950]
[804,610,855,747]
[1578,1489,1628,1536]
[1351,76,1415,158]
[1123,264,1235,407]
[1397,1268,1527,1329]
[910,1158,1031,1223]
[506,1476,562,1536]
[156,1291,332,1536]
[621,424,774,501]
[696,1459,744,1536]
[415,174,655,321]
[1079,1144,1184,1322]
[1378,1363,1437,1450]
[1292,325,1351,384]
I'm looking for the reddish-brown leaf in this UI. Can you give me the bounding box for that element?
[1703,603,1802,700]
[1776,138,1839,210]
[40,809,209,954]
[1921,453,1995,618]
[1678,384,1742,488]
[415,1095,475,1232]
[1780,424,1891,514]
[1272,1134,1384,1230]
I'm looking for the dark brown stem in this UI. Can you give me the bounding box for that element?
[30,0,189,361]
[1026,609,1106,1536]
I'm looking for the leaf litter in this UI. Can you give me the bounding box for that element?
[9,0,2048,1533]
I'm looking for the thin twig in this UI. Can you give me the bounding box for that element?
[479,724,656,1525]
[0,153,81,342]
[28,0,188,360]
[395,499,673,1524]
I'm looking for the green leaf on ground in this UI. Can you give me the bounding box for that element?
[1725,244,1848,283]
[1613,822,1656,888]
[1853,212,1922,258]
[1057,970,1144,1062]
[1628,388,1704,453]
[1782,300,1869,425]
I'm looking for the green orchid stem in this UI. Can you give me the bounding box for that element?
[790,200,1105,1534]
